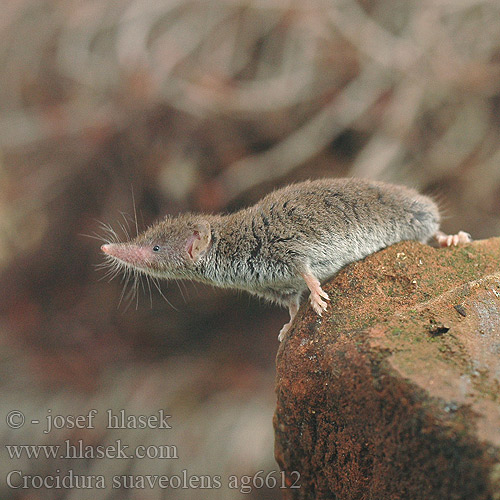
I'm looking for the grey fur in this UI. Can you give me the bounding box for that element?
[200,178,439,305]
[102,178,441,333]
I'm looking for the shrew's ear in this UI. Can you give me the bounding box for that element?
[186,221,212,261]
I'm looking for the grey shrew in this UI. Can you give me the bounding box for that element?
[101,178,471,341]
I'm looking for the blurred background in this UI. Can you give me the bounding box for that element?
[1,0,500,498]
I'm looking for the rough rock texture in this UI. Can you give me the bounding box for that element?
[274,238,500,500]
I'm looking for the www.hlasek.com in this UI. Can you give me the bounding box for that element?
[5,469,301,493]
[6,440,178,460]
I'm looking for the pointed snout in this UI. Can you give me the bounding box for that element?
[101,243,152,266]
[101,243,121,258]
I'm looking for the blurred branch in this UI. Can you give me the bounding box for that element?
[213,64,391,203]
[1,0,500,203]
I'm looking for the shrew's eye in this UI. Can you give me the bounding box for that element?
[153,245,160,252]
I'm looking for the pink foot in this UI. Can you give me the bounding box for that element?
[435,230,472,247]
[278,322,292,342]
[278,300,299,342]
[301,272,330,317]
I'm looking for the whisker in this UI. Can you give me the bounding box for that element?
[122,275,136,311]
[131,185,139,238]
[182,279,192,296]
[94,219,121,244]
[79,232,108,243]
[120,211,133,235]
[145,274,153,308]
[117,221,127,240]
[135,271,141,310]
[174,279,186,303]
[118,267,132,308]
[124,270,138,311]
[100,266,122,282]
[152,277,178,311]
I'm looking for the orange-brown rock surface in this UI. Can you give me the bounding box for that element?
[275,238,500,500]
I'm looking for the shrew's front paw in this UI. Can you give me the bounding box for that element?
[310,289,330,316]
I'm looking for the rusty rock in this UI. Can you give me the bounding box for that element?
[275,238,500,500]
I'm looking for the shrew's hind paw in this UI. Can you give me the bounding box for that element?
[278,300,300,342]
[435,230,472,248]
[278,322,291,342]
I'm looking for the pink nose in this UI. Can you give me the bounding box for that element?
[101,244,111,253]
